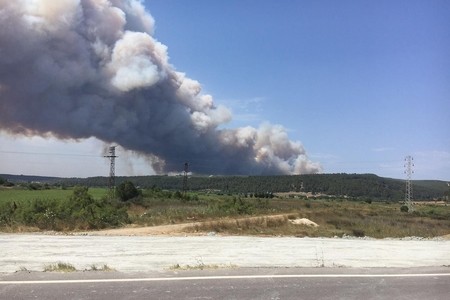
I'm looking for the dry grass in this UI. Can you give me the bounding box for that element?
[183,199,450,238]
[185,215,290,235]
[169,263,237,271]
[42,263,115,272]
[88,264,115,272]
[43,262,77,272]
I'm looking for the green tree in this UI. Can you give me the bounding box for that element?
[116,181,140,201]
[67,186,129,229]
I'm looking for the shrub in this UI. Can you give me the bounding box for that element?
[218,197,253,215]
[67,186,129,229]
[400,205,409,213]
[352,229,365,237]
[1,186,129,231]
[0,177,14,186]
[116,181,141,201]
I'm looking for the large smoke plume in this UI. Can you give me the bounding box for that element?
[0,0,321,175]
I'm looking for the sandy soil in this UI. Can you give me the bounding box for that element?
[86,223,195,236]
[2,215,449,274]
[1,234,449,273]
[2,215,449,273]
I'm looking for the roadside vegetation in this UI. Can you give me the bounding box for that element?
[43,262,77,272]
[41,262,114,273]
[0,184,128,231]
[0,177,449,238]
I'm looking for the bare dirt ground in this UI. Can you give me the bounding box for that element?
[87,222,197,236]
[2,233,449,273]
[2,215,449,273]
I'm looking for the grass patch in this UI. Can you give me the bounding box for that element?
[42,263,115,272]
[169,263,237,271]
[43,262,77,273]
[87,264,115,272]
[0,186,129,231]
[0,187,108,202]
[186,215,291,235]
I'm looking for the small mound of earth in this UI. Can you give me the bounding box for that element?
[289,218,319,227]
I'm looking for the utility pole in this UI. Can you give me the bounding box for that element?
[104,146,118,198]
[182,162,189,197]
[447,182,450,204]
[404,155,414,212]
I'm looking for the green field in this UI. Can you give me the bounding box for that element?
[0,187,108,202]
[0,186,125,231]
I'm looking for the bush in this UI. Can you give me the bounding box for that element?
[400,205,409,213]
[116,181,141,201]
[66,186,129,229]
[0,186,129,231]
[352,229,365,237]
[0,177,13,186]
[217,197,253,215]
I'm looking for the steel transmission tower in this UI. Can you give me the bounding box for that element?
[404,155,414,212]
[182,162,189,197]
[104,146,118,197]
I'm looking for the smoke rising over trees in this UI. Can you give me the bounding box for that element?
[0,0,321,175]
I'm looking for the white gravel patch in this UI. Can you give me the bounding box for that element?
[1,234,449,273]
[289,218,319,227]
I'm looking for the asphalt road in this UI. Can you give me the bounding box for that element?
[1,267,449,300]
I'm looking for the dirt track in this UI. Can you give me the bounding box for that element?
[84,214,292,236]
[87,222,196,236]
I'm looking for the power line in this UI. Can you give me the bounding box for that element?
[0,150,101,158]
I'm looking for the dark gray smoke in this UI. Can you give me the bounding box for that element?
[0,0,321,175]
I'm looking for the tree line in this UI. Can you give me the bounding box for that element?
[2,173,447,201]
[57,173,446,201]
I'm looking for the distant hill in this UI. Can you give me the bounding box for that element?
[0,174,62,184]
[3,173,446,202]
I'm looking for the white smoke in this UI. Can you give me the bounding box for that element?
[0,0,321,175]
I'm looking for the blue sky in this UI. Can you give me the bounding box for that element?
[0,0,449,180]
[144,0,450,180]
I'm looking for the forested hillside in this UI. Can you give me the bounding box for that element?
[3,173,446,202]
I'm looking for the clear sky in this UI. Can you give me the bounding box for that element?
[0,0,449,180]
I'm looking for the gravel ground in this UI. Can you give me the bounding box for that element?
[1,234,449,273]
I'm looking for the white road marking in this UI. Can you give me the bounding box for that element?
[1,273,450,285]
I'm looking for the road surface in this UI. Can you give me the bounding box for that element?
[1,234,449,299]
[1,267,449,299]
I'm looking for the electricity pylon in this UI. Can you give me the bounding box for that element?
[104,146,118,198]
[404,155,414,212]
